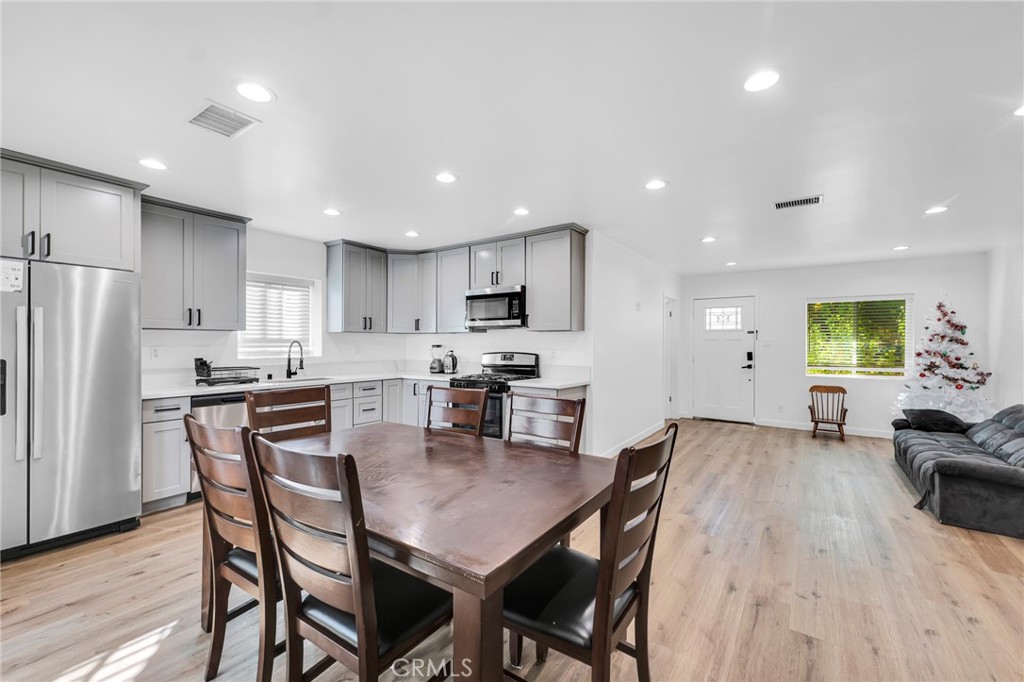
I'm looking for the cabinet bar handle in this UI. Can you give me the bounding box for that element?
[414,318,420,331]
[361,407,375,413]
[42,233,51,258]
[154,406,181,413]
[25,231,36,256]
[360,387,375,391]
[369,317,373,330]
[362,317,367,330]
[187,308,193,326]
[197,308,201,326]
[495,270,500,285]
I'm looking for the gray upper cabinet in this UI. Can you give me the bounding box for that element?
[141,204,193,329]
[2,155,142,270]
[417,251,437,333]
[1,159,39,259]
[192,215,246,330]
[437,246,470,333]
[366,248,387,333]
[141,200,247,330]
[326,242,388,332]
[470,238,525,289]
[387,251,438,333]
[387,253,418,333]
[40,170,137,271]
[525,229,585,331]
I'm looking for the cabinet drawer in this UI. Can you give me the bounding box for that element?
[331,383,353,400]
[353,380,382,397]
[353,396,383,425]
[142,397,190,423]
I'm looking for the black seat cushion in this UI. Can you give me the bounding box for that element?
[301,559,452,657]
[903,409,970,434]
[503,545,636,649]
[225,547,259,583]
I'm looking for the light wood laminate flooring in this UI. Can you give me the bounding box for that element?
[2,420,1021,681]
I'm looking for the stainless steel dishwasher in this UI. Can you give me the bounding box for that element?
[189,393,249,494]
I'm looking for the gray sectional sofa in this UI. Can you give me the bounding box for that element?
[892,404,1024,539]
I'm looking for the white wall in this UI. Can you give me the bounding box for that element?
[677,253,990,438]
[589,233,682,455]
[988,236,1024,406]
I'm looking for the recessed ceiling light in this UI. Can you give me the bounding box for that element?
[645,179,667,190]
[924,206,948,215]
[744,70,780,92]
[725,262,737,266]
[235,82,276,103]
[138,158,167,170]
[893,245,910,251]
[1015,105,1024,116]
[322,208,341,216]
[435,172,458,183]
[701,236,717,243]
[513,207,530,216]
[405,231,420,237]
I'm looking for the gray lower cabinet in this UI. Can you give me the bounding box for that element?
[525,229,586,331]
[141,397,192,510]
[383,379,401,422]
[141,201,247,330]
[401,380,422,426]
[471,238,525,289]
[1,156,141,271]
[330,384,354,430]
[354,396,383,425]
[437,246,470,333]
[327,243,388,332]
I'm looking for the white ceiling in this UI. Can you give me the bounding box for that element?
[2,2,1021,275]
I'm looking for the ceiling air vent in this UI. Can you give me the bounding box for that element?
[774,194,823,210]
[188,101,261,139]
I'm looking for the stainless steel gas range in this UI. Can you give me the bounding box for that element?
[449,352,539,438]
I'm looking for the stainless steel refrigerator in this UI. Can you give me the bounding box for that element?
[1,259,141,556]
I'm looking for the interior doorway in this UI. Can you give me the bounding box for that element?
[692,296,755,423]
[663,296,678,419]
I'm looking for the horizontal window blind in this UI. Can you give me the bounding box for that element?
[806,299,907,376]
[239,275,313,359]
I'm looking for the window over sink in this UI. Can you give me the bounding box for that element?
[238,273,321,359]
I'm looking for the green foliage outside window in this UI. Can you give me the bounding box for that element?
[806,299,907,377]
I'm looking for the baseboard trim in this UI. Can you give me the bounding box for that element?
[754,418,890,440]
[601,421,667,457]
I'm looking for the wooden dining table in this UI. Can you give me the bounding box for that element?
[204,422,617,682]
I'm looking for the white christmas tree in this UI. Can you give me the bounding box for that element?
[894,300,995,422]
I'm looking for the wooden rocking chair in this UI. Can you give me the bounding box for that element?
[809,385,848,441]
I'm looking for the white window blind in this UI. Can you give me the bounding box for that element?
[239,274,314,359]
[806,297,910,377]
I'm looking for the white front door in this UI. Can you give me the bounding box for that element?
[692,296,755,423]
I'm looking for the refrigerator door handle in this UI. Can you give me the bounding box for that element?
[15,306,28,461]
[31,307,43,460]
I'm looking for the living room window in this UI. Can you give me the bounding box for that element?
[238,273,322,359]
[806,296,911,377]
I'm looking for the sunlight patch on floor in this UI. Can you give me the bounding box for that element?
[54,621,178,682]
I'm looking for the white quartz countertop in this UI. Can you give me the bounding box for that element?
[141,372,589,400]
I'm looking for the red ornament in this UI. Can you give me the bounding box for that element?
[955,356,961,361]
[919,373,926,378]
[955,384,964,390]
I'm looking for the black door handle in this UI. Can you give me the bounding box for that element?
[495,270,500,285]
[25,231,36,256]
[741,364,753,369]
[42,233,51,258]
[187,308,193,326]
[197,308,201,326]
[415,318,420,331]
[1,359,6,417]
[369,317,372,330]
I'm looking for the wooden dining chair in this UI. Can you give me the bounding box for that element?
[248,432,454,682]
[808,385,848,441]
[507,393,586,454]
[245,385,331,442]
[507,392,587,547]
[424,385,488,436]
[504,422,680,682]
[183,415,280,682]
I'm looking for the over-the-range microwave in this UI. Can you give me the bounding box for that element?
[465,285,526,329]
